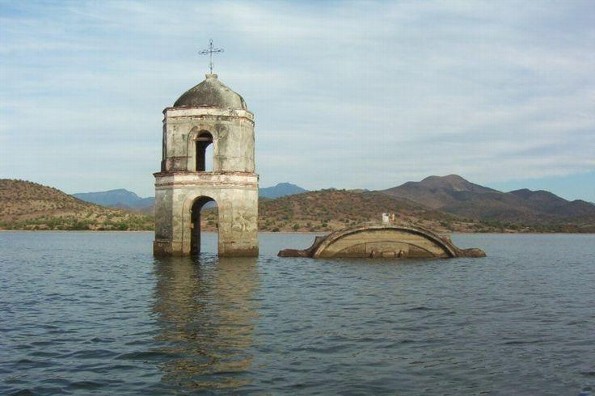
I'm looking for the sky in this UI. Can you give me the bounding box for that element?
[1,1,594,201]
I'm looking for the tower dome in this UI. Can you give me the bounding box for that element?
[173,74,247,110]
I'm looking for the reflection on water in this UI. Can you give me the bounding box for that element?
[1,232,593,394]
[152,254,259,390]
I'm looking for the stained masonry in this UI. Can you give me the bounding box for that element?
[153,74,259,257]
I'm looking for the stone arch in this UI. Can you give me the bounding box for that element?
[196,130,213,172]
[311,225,459,258]
[186,194,218,256]
[187,128,216,172]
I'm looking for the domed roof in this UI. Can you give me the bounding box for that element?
[173,74,247,110]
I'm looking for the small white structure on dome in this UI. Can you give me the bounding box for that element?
[382,213,390,224]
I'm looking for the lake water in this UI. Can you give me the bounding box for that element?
[1,232,594,395]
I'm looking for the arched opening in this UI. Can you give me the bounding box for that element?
[190,196,218,255]
[196,131,214,172]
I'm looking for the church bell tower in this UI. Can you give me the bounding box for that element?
[153,71,259,257]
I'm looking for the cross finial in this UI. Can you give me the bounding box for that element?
[199,39,224,74]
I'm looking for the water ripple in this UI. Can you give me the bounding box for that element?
[1,232,594,394]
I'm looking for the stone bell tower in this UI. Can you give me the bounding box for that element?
[153,73,259,257]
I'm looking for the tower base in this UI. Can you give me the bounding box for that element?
[153,172,259,258]
[153,239,258,257]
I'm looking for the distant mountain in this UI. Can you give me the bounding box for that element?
[508,189,595,218]
[73,189,154,211]
[383,175,497,209]
[259,183,307,199]
[74,183,307,209]
[0,179,153,230]
[382,175,595,229]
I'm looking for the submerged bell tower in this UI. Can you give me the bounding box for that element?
[153,68,259,257]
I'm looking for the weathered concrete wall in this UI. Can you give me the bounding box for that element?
[154,77,259,257]
[278,225,486,259]
[314,226,456,258]
[154,173,258,256]
[161,108,255,173]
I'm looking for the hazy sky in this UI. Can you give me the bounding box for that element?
[1,1,594,201]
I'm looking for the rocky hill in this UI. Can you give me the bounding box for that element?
[382,175,595,232]
[508,189,595,218]
[0,179,153,231]
[196,188,490,233]
[384,175,498,209]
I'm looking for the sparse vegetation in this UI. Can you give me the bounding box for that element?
[0,179,153,231]
[1,178,591,233]
[256,189,485,233]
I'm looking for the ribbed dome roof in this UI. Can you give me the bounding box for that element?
[173,74,247,110]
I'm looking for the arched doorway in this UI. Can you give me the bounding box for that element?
[196,131,213,172]
[190,196,218,255]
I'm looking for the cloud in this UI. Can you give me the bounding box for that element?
[0,1,594,200]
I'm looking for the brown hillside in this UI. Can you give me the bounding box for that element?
[199,188,569,233]
[383,174,500,209]
[0,179,153,230]
[255,189,484,233]
[383,175,595,231]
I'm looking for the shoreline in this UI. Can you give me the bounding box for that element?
[1,229,594,235]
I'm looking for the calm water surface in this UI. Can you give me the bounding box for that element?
[1,232,594,395]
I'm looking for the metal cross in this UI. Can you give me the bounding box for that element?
[199,39,224,74]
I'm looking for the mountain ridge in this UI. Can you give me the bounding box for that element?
[259,182,308,199]
[73,182,309,209]
[74,176,593,221]
[382,174,595,228]
[5,176,594,233]
[73,189,154,210]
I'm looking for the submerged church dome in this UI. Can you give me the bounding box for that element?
[173,74,247,110]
